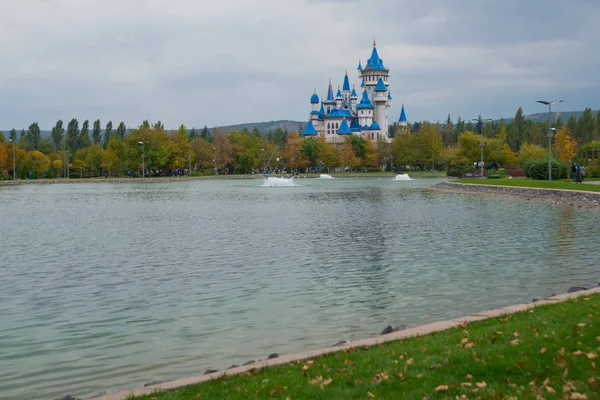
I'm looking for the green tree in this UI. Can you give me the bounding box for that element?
[28,122,41,150]
[518,143,547,164]
[92,119,102,145]
[391,133,418,168]
[0,131,4,143]
[442,115,454,146]
[200,125,211,142]
[21,150,51,177]
[116,122,127,141]
[251,127,261,138]
[416,121,443,170]
[595,110,600,141]
[66,118,79,154]
[578,108,594,143]
[189,128,197,141]
[9,129,17,143]
[38,138,53,155]
[51,120,65,151]
[80,120,92,149]
[566,115,579,143]
[19,129,27,149]
[85,145,104,176]
[103,121,113,148]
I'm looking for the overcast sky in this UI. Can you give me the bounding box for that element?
[1,0,599,130]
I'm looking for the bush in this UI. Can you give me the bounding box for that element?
[522,158,568,180]
[447,166,471,178]
[583,165,600,178]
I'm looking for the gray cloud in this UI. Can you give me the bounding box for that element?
[0,0,599,130]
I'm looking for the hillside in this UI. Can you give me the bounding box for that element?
[209,120,305,134]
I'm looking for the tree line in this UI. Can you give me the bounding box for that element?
[0,106,599,179]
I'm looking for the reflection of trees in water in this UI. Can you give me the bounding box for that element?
[554,206,576,258]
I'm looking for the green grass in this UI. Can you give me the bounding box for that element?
[130,294,600,400]
[457,178,600,193]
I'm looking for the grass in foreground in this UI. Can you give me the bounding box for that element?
[458,178,600,193]
[131,294,600,399]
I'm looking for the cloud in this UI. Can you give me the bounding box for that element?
[0,0,599,130]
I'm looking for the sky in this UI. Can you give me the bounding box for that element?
[1,0,600,130]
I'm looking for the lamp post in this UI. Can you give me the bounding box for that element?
[138,141,147,177]
[212,146,217,174]
[472,117,492,178]
[261,148,265,173]
[9,139,16,179]
[536,100,564,181]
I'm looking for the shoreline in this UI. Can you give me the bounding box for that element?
[0,173,446,186]
[91,285,600,400]
[432,181,600,208]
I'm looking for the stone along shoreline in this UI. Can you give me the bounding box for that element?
[432,181,600,208]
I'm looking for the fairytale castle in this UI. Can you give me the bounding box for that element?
[302,41,408,143]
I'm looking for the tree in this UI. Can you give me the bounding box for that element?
[19,129,27,149]
[72,159,87,178]
[170,124,192,170]
[518,143,547,164]
[21,150,51,177]
[554,126,578,165]
[442,114,455,146]
[80,120,92,149]
[51,120,65,151]
[578,108,594,143]
[103,121,113,148]
[189,128,197,141]
[52,159,63,177]
[28,122,41,150]
[116,122,127,141]
[595,110,600,141]
[512,107,526,151]
[416,121,443,170]
[201,125,211,142]
[391,132,418,168]
[9,128,17,143]
[38,138,53,155]
[66,118,79,154]
[85,145,104,176]
[283,132,309,170]
[92,119,102,145]
[566,115,578,142]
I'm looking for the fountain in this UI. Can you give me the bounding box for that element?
[393,174,413,181]
[318,174,334,179]
[261,176,298,187]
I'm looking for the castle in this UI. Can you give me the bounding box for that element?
[302,41,408,143]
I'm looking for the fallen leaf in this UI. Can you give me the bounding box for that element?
[513,332,520,337]
[596,336,600,341]
[460,382,472,387]
[573,350,585,356]
[592,362,596,369]
[476,381,487,388]
[543,378,550,385]
[555,358,568,368]
[465,374,473,380]
[559,347,565,355]
[495,331,504,335]
[307,360,314,365]
[321,378,333,388]
[434,385,448,392]
[578,323,586,328]
[195,395,202,399]
[302,365,310,371]
[545,386,556,393]
[367,391,375,398]
[570,393,588,399]
[510,339,520,346]
[406,358,414,365]
[461,338,469,345]
[563,381,576,393]
[587,353,598,359]
[540,347,547,354]
[465,342,475,349]
[308,375,323,385]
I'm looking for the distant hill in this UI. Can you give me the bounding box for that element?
[208,120,306,134]
[501,110,596,124]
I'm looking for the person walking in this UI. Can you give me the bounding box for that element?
[580,165,586,183]
[576,164,583,183]
[571,162,577,183]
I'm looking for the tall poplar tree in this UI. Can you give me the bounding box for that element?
[66,118,80,154]
[80,120,92,148]
[51,120,65,151]
[103,121,113,148]
[92,119,102,145]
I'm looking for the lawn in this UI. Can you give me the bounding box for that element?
[457,178,600,193]
[130,294,600,400]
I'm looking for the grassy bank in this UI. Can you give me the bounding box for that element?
[458,178,600,193]
[131,294,600,400]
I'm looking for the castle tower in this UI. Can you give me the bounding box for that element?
[309,89,321,129]
[356,87,374,127]
[399,104,408,127]
[360,41,389,94]
[335,85,344,109]
[373,78,389,138]
[323,79,336,115]
[350,85,358,113]
[342,71,351,103]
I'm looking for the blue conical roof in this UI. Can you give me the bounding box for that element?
[356,88,374,110]
[364,41,387,71]
[360,79,365,88]
[351,85,358,98]
[374,78,387,92]
[336,86,343,98]
[399,104,408,122]
[326,80,334,102]
[303,120,318,136]
[370,121,381,130]
[388,92,392,100]
[357,60,362,71]
[310,89,319,104]
[319,102,325,118]
[337,119,352,135]
[342,71,351,91]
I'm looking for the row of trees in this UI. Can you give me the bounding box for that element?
[0,107,598,179]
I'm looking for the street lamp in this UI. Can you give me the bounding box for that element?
[212,146,217,174]
[9,139,16,179]
[536,100,564,181]
[261,148,265,173]
[138,141,147,177]
[472,117,492,179]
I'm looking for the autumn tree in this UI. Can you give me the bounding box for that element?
[416,122,443,170]
[553,126,578,164]
[283,132,309,170]
[518,143,547,164]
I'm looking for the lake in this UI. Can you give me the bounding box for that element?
[1,177,598,399]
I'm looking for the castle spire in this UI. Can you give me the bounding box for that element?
[342,70,351,91]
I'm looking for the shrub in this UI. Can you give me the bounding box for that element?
[522,158,568,180]
[447,165,471,178]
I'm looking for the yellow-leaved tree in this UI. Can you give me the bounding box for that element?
[553,126,578,164]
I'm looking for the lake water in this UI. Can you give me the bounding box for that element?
[1,177,598,399]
